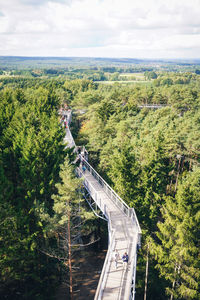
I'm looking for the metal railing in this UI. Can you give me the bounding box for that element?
[94,225,116,300]
[76,167,108,216]
[65,126,76,148]
[63,109,142,299]
[66,110,72,125]
[80,156,141,236]
[138,104,168,109]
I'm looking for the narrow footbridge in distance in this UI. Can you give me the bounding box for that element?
[61,109,142,300]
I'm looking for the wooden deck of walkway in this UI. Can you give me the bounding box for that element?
[80,168,138,300]
[64,126,76,148]
[62,109,140,300]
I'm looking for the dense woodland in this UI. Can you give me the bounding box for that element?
[1,56,200,81]
[0,64,200,300]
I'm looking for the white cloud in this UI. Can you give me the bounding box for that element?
[19,0,72,6]
[0,0,200,58]
[15,20,50,33]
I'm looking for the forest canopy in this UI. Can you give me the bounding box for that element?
[0,64,199,300]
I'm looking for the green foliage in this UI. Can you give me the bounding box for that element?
[0,83,66,299]
[151,168,200,299]
[144,71,158,80]
[73,72,200,299]
[0,66,200,299]
[52,156,82,226]
[72,89,103,109]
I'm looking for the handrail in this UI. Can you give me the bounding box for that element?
[65,126,76,148]
[138,104,168,108]
[130,208,142,237]
[80,156,141,235]
[76,167,107,216]
[123,238,137,300]
[94,226,116,300]
[80,156,131,212]
[62,109,142,299]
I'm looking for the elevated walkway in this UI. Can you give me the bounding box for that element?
[138,104,168,109]
[62,109,141,300]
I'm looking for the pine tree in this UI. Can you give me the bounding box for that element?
[46,157,83,300]
[151,168,200,299]
[0,85,66,299]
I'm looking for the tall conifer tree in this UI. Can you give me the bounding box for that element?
[151,168,200,299]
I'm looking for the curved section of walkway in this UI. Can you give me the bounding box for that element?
[62,110,141,300]
[77,158,141,300]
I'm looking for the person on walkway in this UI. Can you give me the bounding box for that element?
[113,250,120,269]
[122,252,129,268]
[82,164,86,173]
[64,118,67,128]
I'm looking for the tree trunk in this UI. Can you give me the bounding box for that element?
[168,168,174,193]
[175,157,181,193]
[68,209,73,300]
[170,264,177,300]
[170,281,175,300]
[144,244,149,300]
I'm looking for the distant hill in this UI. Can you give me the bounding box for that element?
[0,56,200,69]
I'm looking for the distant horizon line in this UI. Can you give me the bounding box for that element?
[0,55,200,61]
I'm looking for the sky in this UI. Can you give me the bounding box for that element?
[0,0,200,59]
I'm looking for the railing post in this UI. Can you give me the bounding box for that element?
[104,204,106,217]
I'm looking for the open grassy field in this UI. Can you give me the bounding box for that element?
[119,72,146,80]
[96,80,152,86]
